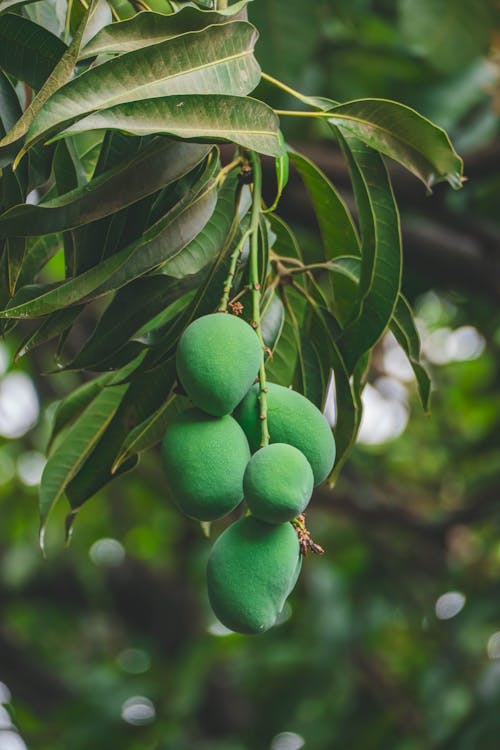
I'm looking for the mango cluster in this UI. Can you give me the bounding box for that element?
[161,312,336,634]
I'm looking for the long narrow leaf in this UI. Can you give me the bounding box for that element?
[81,0,248,57]
[57,95,282,157]
[20,21,261,155]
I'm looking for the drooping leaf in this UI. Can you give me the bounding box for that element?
[323,254,431,411]
[160,170,239,278]
[0,140,210,237]
[81,0,249,57]
[391,295,431,411]
[67,275,202,370]
[0,0,97,151]
[0,0,41,14]
[325,98,464,190]
[21,21,261,154]
[335,133,402,374]
[112,390,182,472]
[39,382,128,544]
[15,306,84,360]
[261,289,285,353]
[0,180,217,318]
[0,13,67,90]
[65,357,178,508]
[0,70,22,166]
[57,94,283,157]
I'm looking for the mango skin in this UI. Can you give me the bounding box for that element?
[234,382,336,485]
[244,443,314,524]
[207,516,301,634]
[161,408,250,521]
[176,313,262,417]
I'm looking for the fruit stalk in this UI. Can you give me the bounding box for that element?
[247,151,270,448]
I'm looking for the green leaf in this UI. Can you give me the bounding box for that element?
[58,94,283,157]
[47,371,118,453]
[309,305,361,483]
[0,13,67,90]
[67,275,199,370]
[15,306,84,361]
[0,181,217,318]
[81,0,249,57]
[289,148,359,261]
[325,255,431,411]
[296,332,325,410]
[261,289,285,353]
[21,21,261,154]
[39,382,128,545]
[266,130,288,212]
[0,0,41,14]
[161,170,239,278]
[288,147,359,321]
[0,0,98,151]
[391,295,431,412]
[326,98,464,190]
[266,286,305,387]
[65,357,178,508]
[112,389,180,472]
[336,134,402,374]
[0,140,210,237]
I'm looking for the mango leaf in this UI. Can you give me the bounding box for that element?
[289,147,359,321]
[289,148,359,262]
[0,70,22,167]
[58,94,283,158]
[0,140,210,237]
[261,289,285,353]
[67,275,200,370]
[47,371,118,453]
[0,0,41,14]
[391,295,431,411]
[309,305,361,483]
[15,306,84,361]
[324,254,431,411]
[265,130,288,212]
[161,170,239,278]
[21,21,261,155]
[266,286,305,387]
[65,357,178,508]
[112,390,180,472]
[325,99,463,190]
[0,13,67,90]
[39,382,128,547]
[296,332,325,410]
[335,133,402,374]
[0,0,97,151]
[0,183,217,318]
[81,0,249,57]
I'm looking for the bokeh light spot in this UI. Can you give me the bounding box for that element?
[435,591,466,620]
[121,696,156,725]
[89,538,125,567]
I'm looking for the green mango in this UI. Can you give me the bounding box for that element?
[234,382,336,485]
[244,443,314,524]
[207,516,301,634]
[161,408,250,521]
[176,313,262,416]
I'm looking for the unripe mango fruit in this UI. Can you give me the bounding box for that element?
[176,313,262,416]
[244,443,314,524]
[207,516,301,634]
[234,382,336,485]
[161,408,250,521]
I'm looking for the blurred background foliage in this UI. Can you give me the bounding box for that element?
[1,1,500,748]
